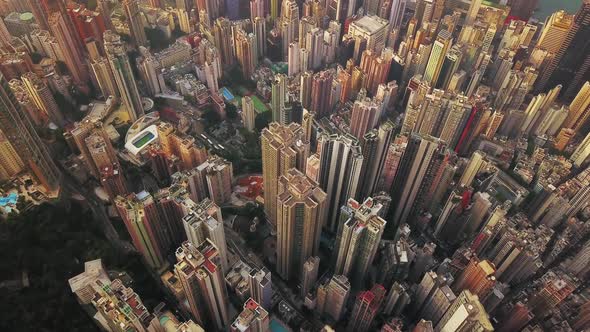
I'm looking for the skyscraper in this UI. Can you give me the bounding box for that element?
[280,0,299,59]
[231,298,270,332]
[348,15,389,53]
[174,240,230,330]
[21,72,65,127]
[565,239,590,279]
[69,120,114,179]
[315,131,363,232]
[316,275,350,322]
[347,284,386,332]
[193,156,234,205]
[334,197,387,288]
[74,276,168,332]
[261,122,310,226]
[27,0,49,30]
[418,284,455,326]
[288,41,300,76]
[276,168,326,281]
[555,128,575,151]
[350,98,381,141]
[390,134,446,234]
[300,71,313,109]
[85,132,119,175]
[436,46,462,90]
[536,10,574,54]
[538,0,590,99]
[306,28,324,69]
[104,30,144,122]
[423,30,452,84]
[563,81,590,132]
[248,267,272,310]
[484,110,505,138]
[359,49,394,95]
[157,122,208,171]
[67,4,107,46]
[520,87,561,135]
[91,57,118,98]
[48,11,89,90]
[123,0,148,47]
[310,70,334,118]
[571,131,590,167]
[452,257,496,299]
[250,0,264,20]
[459,150,487,187]
[435,290,493,332]
[388,0,407,30]
[115,191,173,269]
[97,0,114,30]
[8,78,48,126]
[270,0,280,18]
[301,256,320,297]
[182,198,230,273]
[410,271,445,316]
[0,73,60,190]
[463,192,492,237]
[271,74,288,124]
[383,282,411,317]
[0,130,23,182]
[377,135,407,193]
[176,8,193,33]
[241,96,256,132]
[213,17,235,67]
[235,28,258,79]
[253,17,267,59]
[359,121,395,199]
[465,0,482,26]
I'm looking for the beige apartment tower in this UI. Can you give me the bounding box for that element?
[261,122,310,226]
[276,168,326,281]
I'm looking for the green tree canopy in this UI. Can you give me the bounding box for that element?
[255,111,272,132]
[202,107,222,127]
[226,103,238,120]
[0,202,164,332]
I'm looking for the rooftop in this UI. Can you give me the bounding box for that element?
[350,15,388,34]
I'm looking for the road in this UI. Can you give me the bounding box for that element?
[224,223,325,331]
[62,162,322,329]
[60,171,135,255]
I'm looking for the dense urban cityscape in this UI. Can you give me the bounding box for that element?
[0,0,590,331]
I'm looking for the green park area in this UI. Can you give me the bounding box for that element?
[223,86,269,114]
[236,85,250,96]
[251,95,268,114]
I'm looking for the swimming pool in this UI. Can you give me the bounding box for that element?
[0,192,18,207]
[221,87,235,101]
[270,318,289,332]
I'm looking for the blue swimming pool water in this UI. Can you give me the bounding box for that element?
[270,318,289,332]
[0,192,18,207]
[221,87,235,101]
